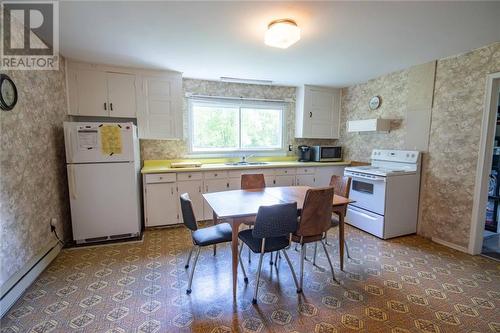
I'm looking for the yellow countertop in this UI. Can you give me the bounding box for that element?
[141,157,351,174]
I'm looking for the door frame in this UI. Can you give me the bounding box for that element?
[469,72,500,254]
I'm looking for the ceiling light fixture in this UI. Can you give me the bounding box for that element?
[264,19,300,49]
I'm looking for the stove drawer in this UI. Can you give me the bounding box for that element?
[346,205,384,238]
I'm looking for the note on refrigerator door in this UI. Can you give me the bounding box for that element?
[100,125,122,155]
[77,129,98,150]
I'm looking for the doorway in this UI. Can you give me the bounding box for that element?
[470,73,500,257]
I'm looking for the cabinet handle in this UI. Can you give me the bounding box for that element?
[104,103,107,110]
[309,111,312,118]
[206,185,208,192]
[110,103,113,111]
[226,183,229,188]
[188,174,192,178]
[198,186,201,193]
[171,187,174,195]
[214,173,218,177]
[273,180,276,185]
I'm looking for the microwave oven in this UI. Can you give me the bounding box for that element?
[311,146,342,162]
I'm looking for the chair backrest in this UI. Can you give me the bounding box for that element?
[296,187,334,237]
[180,193,198,231]
[252,202,298,239]
[241,174,266,190]
[329,175,352,198]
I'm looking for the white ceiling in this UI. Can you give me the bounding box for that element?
[60,1,500,87]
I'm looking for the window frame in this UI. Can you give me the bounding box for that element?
[187,97,287,156]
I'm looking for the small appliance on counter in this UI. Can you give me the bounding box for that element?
[297,145,312,162]
[311,145,342,162]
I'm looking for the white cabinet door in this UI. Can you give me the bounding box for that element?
[177,180,204,222]
[107,72,137,118]
[308,87,340,139]
[203,178,230,220]
[145,182,178,227]
[76,70,108,116]
[274,175,295,187]
[265,176,276,187]
[315,166,346,187]
[228,178,241,190]
[296,174,316,187]
[139,73,183,139]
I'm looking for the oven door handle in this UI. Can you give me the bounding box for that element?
[345,171,386,182]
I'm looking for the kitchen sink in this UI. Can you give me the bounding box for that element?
[224,162,269,166]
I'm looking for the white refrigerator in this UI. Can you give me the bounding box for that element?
[64,121,142,244]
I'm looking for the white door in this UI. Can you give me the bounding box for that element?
[107,73,137,118]
[204,178,230,220]
[307,87,340,139]
[76,70,108,116]
[145,182,178,226]
[68,162,140,242]
[177,180,204,222]
[274,175,295,187]
[296,174,316,187]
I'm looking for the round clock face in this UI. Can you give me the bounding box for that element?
[0,75,18,111]
[369,96,381,110]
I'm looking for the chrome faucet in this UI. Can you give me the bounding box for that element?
[240,154,255,163]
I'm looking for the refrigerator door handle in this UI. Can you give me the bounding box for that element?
[66,127,74,163]
[68,165,77,199]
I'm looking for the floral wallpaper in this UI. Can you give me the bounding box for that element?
[140,78,337,160]
[338,42,500,250]
[0,57,70,287]
[419,42,500,248]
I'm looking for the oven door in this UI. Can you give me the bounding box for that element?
[345,172,386,215]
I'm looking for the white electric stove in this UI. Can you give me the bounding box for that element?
[344,149,421,239]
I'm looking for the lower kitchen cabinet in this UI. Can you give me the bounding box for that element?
[144,182,178,226]
[177,180,204,221]
[203,178,230,220]
[143,164,347,226]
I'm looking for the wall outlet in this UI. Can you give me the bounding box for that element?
[50,218,57,232]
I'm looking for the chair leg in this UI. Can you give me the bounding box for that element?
[269,252,274,265]
[213,244,216,256]
[281,249,300,293]
[345,240,352,260]
[186,246,201,294]
[248,247,251,264]
[252,239,266,304]
[321,240,337,283]
[239,242,248,283]
[252,251,265,304]
[313,243,318,265]
[294,243,299,252]
[184,247,194,269]
[298,243,306,293]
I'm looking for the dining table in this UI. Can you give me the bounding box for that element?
[202,186,353,297]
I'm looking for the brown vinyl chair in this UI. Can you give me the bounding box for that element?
[292,187,336,292]
[241,174,266,190]
[313,175,352,264]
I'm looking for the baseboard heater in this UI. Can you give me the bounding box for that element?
[0,240,61,318]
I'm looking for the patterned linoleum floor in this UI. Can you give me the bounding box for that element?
[1,225,500,333]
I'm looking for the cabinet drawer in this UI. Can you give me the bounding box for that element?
[296,167,316,175]
[145,173,176,184]
[229,168,274,178]
[274,168,296,176]
[204,171,228,179]
[177,172,202,181]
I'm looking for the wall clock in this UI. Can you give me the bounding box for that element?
[0,74,18,111]
[369,95,381,110]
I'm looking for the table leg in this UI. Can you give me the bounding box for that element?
[213,211,218,256]
[231,219,241,298]
[338,206,345,271]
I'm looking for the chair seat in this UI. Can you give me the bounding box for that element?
[192,223,232,246]
[291,233,324,244]
[238,229,290,253]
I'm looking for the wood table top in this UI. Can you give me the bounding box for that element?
[202,186,353,219]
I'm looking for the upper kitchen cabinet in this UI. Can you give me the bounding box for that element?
[137,72,183,139]
[295,85,341,139]
[66,63,137,118]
